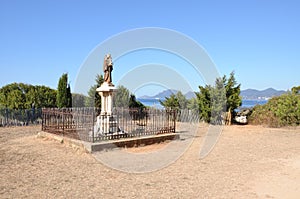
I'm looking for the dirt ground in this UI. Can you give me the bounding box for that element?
[0,124,299,198]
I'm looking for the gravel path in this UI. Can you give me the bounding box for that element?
[0,125,299,198]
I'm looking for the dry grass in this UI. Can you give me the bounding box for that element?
[0,125,300,198]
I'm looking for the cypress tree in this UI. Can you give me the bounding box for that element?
[57,73,72,108]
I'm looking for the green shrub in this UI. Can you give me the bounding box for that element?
[249,92,300,127]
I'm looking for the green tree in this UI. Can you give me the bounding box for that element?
[196,72,241,123]
[113,85,130,108]
[196,85,212,122]
[160,91,189,110]
[0,84,13,108]
[187,97,198,111]
[292,86,300,94]
[36,86,57,108]
[210,77,227,124]
[72,93,87,107]
[0,83,56,109]
[86,74,104,107]
[25,86,38,108]
[225,72,242,115]
[160,94,180,110]
[0,92,6,109]
[112,86,144,109]
[176,91,188,109]
[129,94,145,109]
[7,89,25,109]
[57,73,72,108]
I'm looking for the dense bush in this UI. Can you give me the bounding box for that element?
[0,83,56,109]
[249,92,300,127]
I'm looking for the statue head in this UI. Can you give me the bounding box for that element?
[104,54,113,67]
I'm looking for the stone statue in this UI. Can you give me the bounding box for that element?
[103,54,113,86]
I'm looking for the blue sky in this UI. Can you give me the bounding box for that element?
[1,0,299,97]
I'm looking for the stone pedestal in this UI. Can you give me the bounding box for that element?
[96,82,117,134]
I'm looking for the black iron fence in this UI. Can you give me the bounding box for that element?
[0,108,42,127]
[42,107,97,141]
[41,107,177,142]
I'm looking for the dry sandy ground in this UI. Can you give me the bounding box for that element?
[0,124,299,198]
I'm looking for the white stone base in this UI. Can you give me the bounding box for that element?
[95,83,118,134]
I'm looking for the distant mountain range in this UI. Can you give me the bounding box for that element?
[139,90,196,100]
[240,88,286,100]
[139,88,286,100]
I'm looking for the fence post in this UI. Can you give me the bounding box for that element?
[62,109,64,134]
[173,110,176,133]
[92,109,95,143]
[41,109,44,131]
[5,108,8,126]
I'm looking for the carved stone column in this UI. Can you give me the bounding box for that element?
[96,82,117,134]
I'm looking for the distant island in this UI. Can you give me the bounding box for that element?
[138,88,286,100]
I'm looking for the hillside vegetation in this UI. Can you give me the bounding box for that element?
[249,89,300,127]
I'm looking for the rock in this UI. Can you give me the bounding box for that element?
[235,116,248,124]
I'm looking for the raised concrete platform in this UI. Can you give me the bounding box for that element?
[37,131,180,153]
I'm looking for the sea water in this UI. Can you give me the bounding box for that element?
[241,99,267,108]
[138,98,268,109]
[138,98,163,108]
